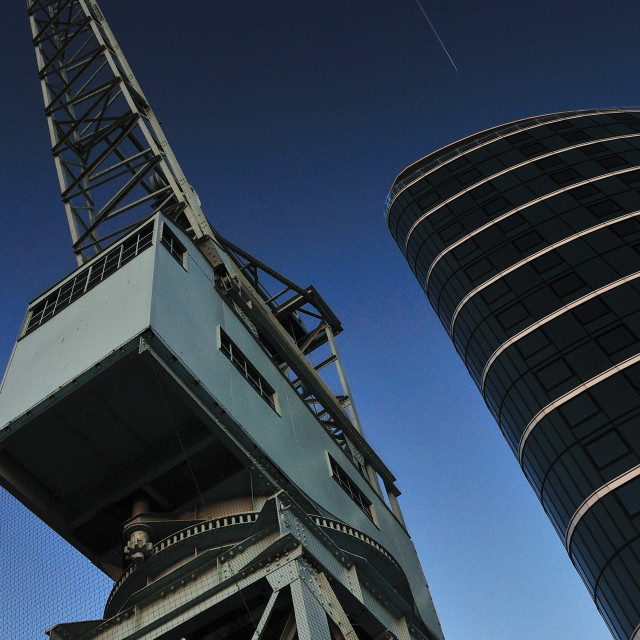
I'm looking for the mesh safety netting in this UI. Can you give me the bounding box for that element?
[1,487,113,639]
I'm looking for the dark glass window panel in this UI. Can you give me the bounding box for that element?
[546,314,586,349]
[439,180,465,200]
[514,230,544,252]
[488,242,520,268]
[496,302,529,330]
[565,342,611,379]
[536,358,573,391]
[582,142,608,156]
[621,169,640,186]
[448,155,470,171]
[563,130,589,143]
[573,298,609,324]
[535,155,562,170]
[504,265,537,296]
[591,376,640,421]
[518,330,551,359]
[429,207,452,227]
[440,221,464,242]
[520,142,546,157]
[508,131,532,144]
[548,120,573,131]
[471,181,497,200]
[613,111,639,122]
[598,326,636,356]
[418,191,440,209]
[570,183,600,200]
[624,363,640,392]
[458,168,481,186]
[561,238,597,264]
[466,258,493,281]
[598,155,629,170]
[492,172,519,191]
[532,250,564,274]
[612,218,640,238]
[450,193,475,216]
[523,288,560,317]
[551,272,586,297]
[559,392,599,426]
[482,279,510,304]
[474,225,505,251]
[498,212,526,233]
[550,168,579,185]
[452,239,478,261]
[618,415,640,451]
[483,196,510,217]
[503,185,531,206]
[586,431,629,469]
[615,476,640,517]
[460,208,489,233]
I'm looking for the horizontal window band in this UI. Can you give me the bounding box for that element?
[518,350,640,465]
[565,463,640,551]
[401,131,640,255]
[386,109,639,221]
[424,164,640,299]
[23,221,155,337]
[449,209,640,341]
[480,267,640,393]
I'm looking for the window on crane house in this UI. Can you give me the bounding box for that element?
[161,223,188,269]
[219,327,279,414]
[328,454,376,524]
[22,221,155,337]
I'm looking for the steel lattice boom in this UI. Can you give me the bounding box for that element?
[28,0,213,263]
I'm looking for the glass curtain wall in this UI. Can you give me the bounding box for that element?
[387,108,640,640]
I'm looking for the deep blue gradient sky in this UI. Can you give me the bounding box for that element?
[2,2,640,639]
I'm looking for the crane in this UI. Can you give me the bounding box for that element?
[26,0,383,477]
[0,2,445,639]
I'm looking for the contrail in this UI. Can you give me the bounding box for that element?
[413,0,459,74]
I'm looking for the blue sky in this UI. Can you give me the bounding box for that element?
[2,1,640,638]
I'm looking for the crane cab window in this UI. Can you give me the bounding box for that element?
[219,328,279,414]
[22,222,154,337]
[161,224,187,269]
[328,454,376,524]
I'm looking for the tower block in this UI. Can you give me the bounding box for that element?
[0,215,443,640]
[386,108,640,640]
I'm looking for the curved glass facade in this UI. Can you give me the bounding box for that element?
[387,108,640,640]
